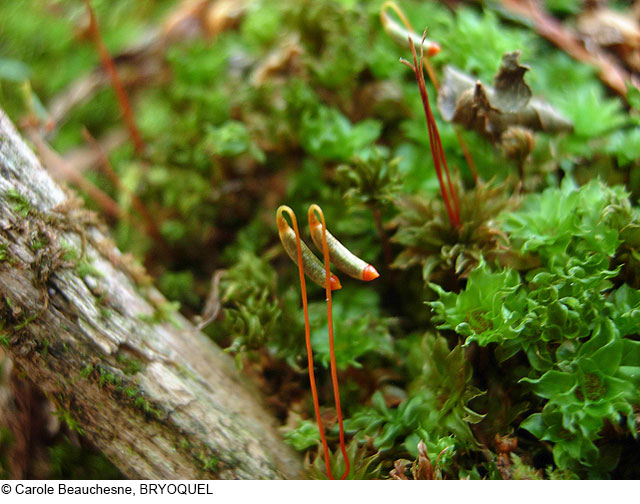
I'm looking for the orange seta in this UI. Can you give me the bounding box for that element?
[309,205,350,480]
[278,206,335,478]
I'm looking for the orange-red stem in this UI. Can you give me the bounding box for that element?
[280,208,335,479]
[429,102,460,224]
[311,205,350,480]
[404,37,461,228]
[385,3,475,186]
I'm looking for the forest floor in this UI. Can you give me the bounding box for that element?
[1,0,640,479]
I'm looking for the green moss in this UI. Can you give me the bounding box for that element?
[0,320,9,348]
[79,364,94,379]
[48,437,123,480]
[60,240,79,262]
[133,396,163,420]
[0,427,13,478]
[76,259,102,278]
[13,311,39,330]
[202,457,219,473]
[54,409,85,436]
[98,371,120,388]
[138,300,182,328]
[38,338,49,357]
[116,354,143,375]
[133,396,147,409]
[0,243,16,264]
[157,270,200,309]
[196,452,219,473]
[124,386,138,398]
[5,188,33,217]
[29,231,48,252]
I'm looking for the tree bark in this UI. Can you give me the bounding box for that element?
[0,109,303,479]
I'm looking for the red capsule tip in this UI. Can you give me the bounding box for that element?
[362,264,380,281]
[427,42,441,57]
[330,274,342,290]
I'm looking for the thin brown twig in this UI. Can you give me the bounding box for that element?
[196,269,226,331]
[499,0,638,98]
[81,128,164,246]
[25,128,124,220]
[83,0,145,156]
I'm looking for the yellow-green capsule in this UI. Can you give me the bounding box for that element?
[308,204,380,282]
[276,206,342,291]
[380,2,440,57]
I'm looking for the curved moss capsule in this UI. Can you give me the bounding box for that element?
[276,206,342,291]
[308,204,380,282]
[380,3,440,57]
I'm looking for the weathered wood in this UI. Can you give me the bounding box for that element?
[0,109,303,479]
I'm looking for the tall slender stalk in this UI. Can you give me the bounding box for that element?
[281,207,334,478]
[382,2,477,183]
[277,206,352,479]
[401,33,461,228]
[309,204,350,480]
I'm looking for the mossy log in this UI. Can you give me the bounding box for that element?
[0,109,303,479]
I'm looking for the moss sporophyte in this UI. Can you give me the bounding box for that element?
[276,204,380,479]
[382,2,478,182]
[401,30,461,229]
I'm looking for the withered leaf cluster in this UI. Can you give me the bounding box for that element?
[437,51,573,156]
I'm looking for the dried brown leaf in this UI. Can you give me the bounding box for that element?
[438,52,573,144]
